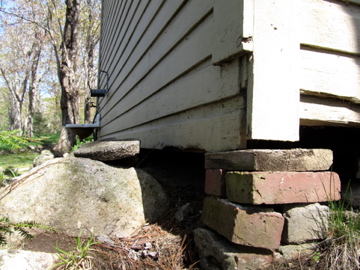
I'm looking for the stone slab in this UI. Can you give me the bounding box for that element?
[194,228,273,270]
[202,197,284,250]
[226,171,341,205]
[205,169,227,197]
[282,203,329,244]
[74,140,140,161]
[205,149,333,171]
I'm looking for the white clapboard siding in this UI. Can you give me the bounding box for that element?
[300,0,360,55]
[100,96,246,152]
[101,12,214,125]
[300,96,360,126]
[99,0,187,93]
[299,0,360,126]
[300,48,360,103]
[100,0,213,112]
[100,60,240,133]
[100,1,152,77]
[212,0,254,64]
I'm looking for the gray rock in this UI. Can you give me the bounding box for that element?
[74,140,140,161]
[33,150,55,167]
[0,156,169,238]
[194,228,273,270]
[278,243,318,260]
[0,250,58,270]
[282,203,329,244]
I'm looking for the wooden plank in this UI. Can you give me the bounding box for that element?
[99,96,246,152]
[300,95,360,126]
[247,0,299,141]
[300,0,360,55]
[100,12,213,121]
[300,48,360,103]
[100,59,240,131]
[212,0,253,64]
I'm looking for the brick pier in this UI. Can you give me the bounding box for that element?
[194,149,341,270]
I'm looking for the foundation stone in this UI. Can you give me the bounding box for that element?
[202,197,284,249]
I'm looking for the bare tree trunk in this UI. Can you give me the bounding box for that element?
[25,33,42,137]
[54,0,80,155]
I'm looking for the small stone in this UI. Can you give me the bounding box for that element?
[33,150,55,167]
[205,169,227,197]
[0,250,58,270]
[282,203,329,244]
[202,197,284,249]
[194,228,273,270]
[278,243,319,260]
[74,140,140,161]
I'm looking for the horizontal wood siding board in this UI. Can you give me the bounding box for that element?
[300,95,360,126]
[100,0,213,108]
[101,1,138,70]
[102,0,123,49]
[99,0,187,98]
[99,96,246,152]
[100,9,214,121]
[300,0,360,55]
[101,0,126,58]
[100,59,240,131]
[300,48,360,103]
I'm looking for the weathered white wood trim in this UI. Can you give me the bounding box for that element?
[212,0,253,65]
[300,48,360,103]
[300,0,360,55]
[247,0,300,141]
[99,96,246,152]
[300,96,360,126]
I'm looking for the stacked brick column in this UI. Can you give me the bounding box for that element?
[194,149,341,270]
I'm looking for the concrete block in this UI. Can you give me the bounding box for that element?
[202,197,284,249]
[194,228,273,270]
[205,149,333,171]
[282,203,329,244]
[74,140,140,161]
[205,169,227,197]
[226,171,341,205]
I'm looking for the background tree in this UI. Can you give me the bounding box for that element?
[0,0,101,153]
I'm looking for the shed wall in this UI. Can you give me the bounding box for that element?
[98,0,246,151]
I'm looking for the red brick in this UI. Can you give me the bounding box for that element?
[202,197,284,250]
[205,169,227,197]
[226,171,341,205]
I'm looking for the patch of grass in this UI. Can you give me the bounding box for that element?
[319,196,360,270]
[0,152,39,173]
[53,232,101,270]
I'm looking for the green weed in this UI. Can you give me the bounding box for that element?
[53,232,100,270]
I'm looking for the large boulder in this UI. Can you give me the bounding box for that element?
[0,156,169,238]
